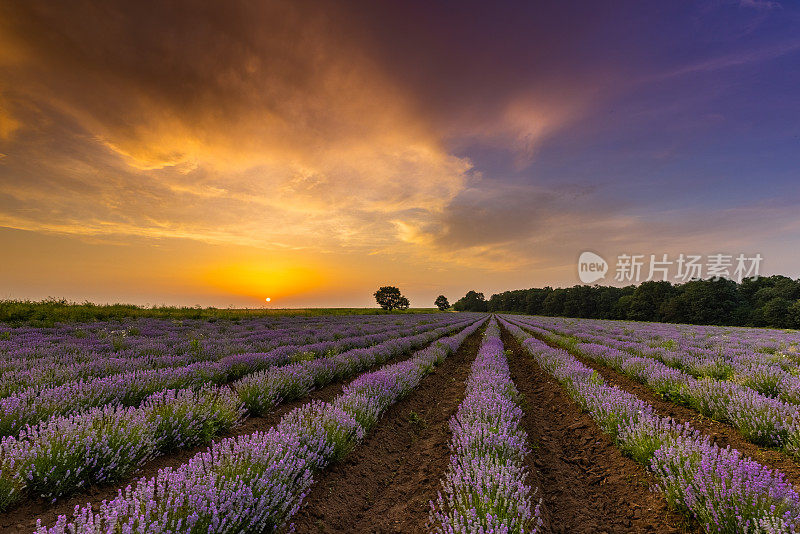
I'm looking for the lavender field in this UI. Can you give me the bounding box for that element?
[0,312,799,532]
[501,314,800,533]
[0,313,487,531]
[4,0,800,531]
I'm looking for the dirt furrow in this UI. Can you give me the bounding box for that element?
[2,333,466,534]
[547,338,800,488]
[290,327,485,534]
[501,326,694,534]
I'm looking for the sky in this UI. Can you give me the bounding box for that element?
[1,0,799,307]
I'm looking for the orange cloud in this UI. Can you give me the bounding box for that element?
[0,1,477,254]
[0,92,20,140]
[0,0,609,308]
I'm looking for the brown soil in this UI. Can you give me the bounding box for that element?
[2,334,461,534]
[289,326,485,534]
[541,335,800,488]
[291,323,695,534]
[501,326,695,534]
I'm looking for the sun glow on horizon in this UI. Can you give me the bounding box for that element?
[199,261,325,303]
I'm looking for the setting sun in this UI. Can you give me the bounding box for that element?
[198,261,325,304]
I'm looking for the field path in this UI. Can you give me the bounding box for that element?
[290,326,484,533]
[501,326,693,534]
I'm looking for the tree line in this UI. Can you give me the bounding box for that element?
[455,276,800,328]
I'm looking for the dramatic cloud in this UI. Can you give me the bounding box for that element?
[1,0,798,305]
[0,1,477,251]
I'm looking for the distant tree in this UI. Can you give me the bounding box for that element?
[788,300,800,329]
[762,297,791,329]
[453,290,488,312]
[613,294,634,319]
[374,286,408,311]
[542,289,566,316]
[627,281,675,322]
[434,295,450,311]
[682,279,742,325]
[483,275,800,329]
[526,287,553,315]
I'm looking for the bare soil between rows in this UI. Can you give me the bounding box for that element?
[1,334,462,534]
[543,333,800,489]
[501,326,696,534]
[290,325,485,534]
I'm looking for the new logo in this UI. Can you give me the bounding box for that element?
[578,251,608,284]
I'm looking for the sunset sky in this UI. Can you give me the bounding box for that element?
[1,1,799,307]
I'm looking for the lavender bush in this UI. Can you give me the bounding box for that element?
[430,319,542,534]
[505,315,800,457]
[0,314,461,393]
[39,429,319,533]
[652,437,800,532]
[142,386,245,451]
[36,316,487,532]
[0,317,481,511]
[0,315,475,437]
[501,316,800,533]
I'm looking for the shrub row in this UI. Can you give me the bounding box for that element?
[0,318,479,510]
[501,317,800,532]
[429,319,541,533]
[36,317,487,533]
[506,316,800,456]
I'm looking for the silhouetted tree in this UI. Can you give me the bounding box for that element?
[374,286,408,311]
[397,296,410,310]
[434,295,450,311]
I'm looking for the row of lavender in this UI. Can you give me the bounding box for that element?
[0,316,481,511]
[0,314,460,398]
[429,319,541,533]
[0,314,421,370]
[500,317,800,532]
[36,317,487,533]
[526,315,800,358]
[506,315,800,457]
[529,316,800,406]
[0,315,473,437]
[526,316,800,397]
